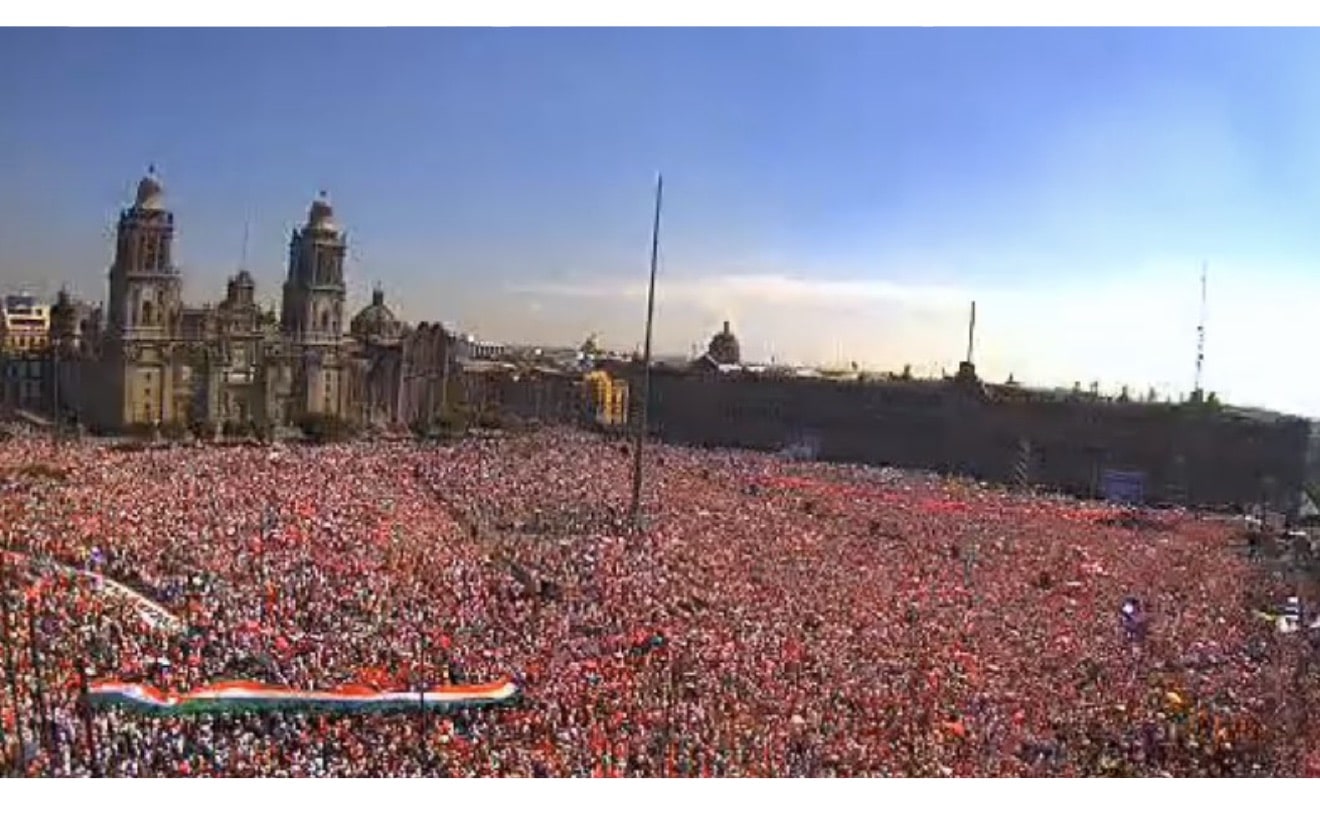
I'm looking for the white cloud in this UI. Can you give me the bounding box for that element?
[510,273,975,311]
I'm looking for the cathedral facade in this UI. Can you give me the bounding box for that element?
[52,169,437,435]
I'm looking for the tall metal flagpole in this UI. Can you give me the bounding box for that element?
[630,174,664,534]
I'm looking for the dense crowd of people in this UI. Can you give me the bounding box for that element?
[0,427,1316,777]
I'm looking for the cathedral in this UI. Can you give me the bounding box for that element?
[51,168,433,435]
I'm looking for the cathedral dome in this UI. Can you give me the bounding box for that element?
[579,333,602,356]
[350,286,402,342]
[707,320,741,365]
[135,167,166,211]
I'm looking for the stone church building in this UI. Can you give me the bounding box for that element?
[52,169,452,434]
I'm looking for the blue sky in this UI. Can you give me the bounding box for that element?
[3,28,1320,414]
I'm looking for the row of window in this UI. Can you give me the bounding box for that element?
[3,334,48,350]
[316,310,341,334]
[2,382,44,402]
[4,360,44,378]
[135,234,168,272]
[130,299,171,327]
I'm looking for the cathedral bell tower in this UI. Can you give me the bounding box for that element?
[107,167,182,341]
[104,167,186,430]
[279,192,349,420]
[281,192,347,344]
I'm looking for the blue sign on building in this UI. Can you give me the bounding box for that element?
[1101,470,1147,505]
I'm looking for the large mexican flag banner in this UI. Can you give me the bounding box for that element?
[88,679,519,715]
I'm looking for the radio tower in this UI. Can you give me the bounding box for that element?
[1193,263,1207,402]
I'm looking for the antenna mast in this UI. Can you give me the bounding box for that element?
[1194,263,1207,397]
[965,300,977,363]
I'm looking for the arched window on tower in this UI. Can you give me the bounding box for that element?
[320,310,330,332]
[143,301,155,326]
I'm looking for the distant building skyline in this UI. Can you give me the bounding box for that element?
[1,174,1297,410]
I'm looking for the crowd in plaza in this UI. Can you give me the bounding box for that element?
[0,426,1316,777]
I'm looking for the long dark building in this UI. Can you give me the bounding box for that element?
[588,322,1314,513]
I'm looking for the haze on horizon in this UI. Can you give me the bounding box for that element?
[3,28,1320,416]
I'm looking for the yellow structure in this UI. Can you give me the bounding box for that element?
[583,370,629,428]
[608,377,629,427]
[1,294,51,353]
